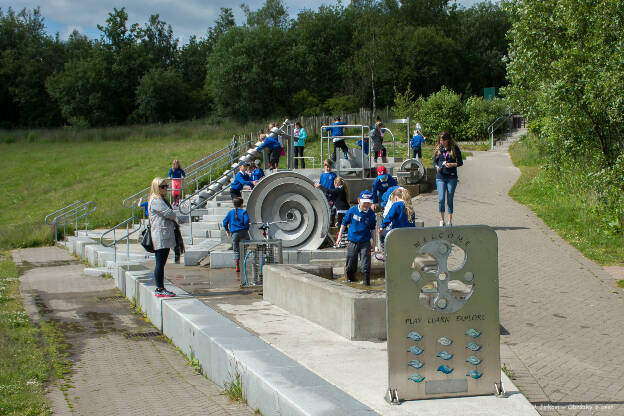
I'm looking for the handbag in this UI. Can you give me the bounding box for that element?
[141,224,155,253]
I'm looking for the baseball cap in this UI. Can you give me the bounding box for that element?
[376,166,387,175]
[241,161,250,166]
[359,191,373,203]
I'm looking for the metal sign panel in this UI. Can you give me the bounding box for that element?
[385,226,500,402]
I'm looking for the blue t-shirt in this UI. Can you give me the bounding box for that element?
[230,172,254,191]
[251,168,264,181]
[319,171,337,190]
[222,208,250,233]
[372,175,398,203]
[381,201,415,230]
[168,168,186,179]
[410,134,425,149]
[257,136,281,151]
[139,201,149,217]
[342,206,376,243]
[380,185,400,209]
[324,122,347,141]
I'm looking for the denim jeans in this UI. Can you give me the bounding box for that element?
[154,248,170,289]
[436,177,458,214]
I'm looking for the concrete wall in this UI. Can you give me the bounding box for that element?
[263,265,386,340]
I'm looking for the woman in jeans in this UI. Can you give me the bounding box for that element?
[433,132,463,227]
[149,177,177,297]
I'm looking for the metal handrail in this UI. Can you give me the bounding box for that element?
[45,200,97,242]
[488,106,512,150]
[121,136,250,226]
[175,135,255,243]
[100,217,145,264]
[320,124,396,178]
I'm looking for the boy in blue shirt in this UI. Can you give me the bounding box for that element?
[230,162,255,200]
[410,130,426,162]
[371,165,398,207]
[336,191,376,285]
[319,159,337,223]
[324,117,348,161]
[251,159,265,181]
[222,197,250,272]
[256,129,283,170]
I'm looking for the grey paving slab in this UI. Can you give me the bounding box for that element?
[14,246,255,416]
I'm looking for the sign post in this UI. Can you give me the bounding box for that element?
[385,226,503,403]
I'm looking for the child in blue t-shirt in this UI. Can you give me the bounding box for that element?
[222,197,250,272]
[230,162,255,200]
[371,165,398,207]
[336,191,376,286]
[410,130,426,161]
[168,160,186,207]
[378,187,416,256]
[251,159,265,181]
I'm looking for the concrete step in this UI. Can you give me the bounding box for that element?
[184,238,222,266]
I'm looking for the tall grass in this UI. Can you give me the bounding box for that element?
[509,134,623,265]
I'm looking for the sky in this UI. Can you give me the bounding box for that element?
[7,0,483,42]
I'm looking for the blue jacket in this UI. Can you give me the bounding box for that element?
[381,201,415,230]
[295,128,307,147]
[230,171,254,191]
[257,136,282,152]
[434,145,463,179]
[251,168,264,181]
[222,208,250,233]
[168,168,186,179]
[319,171,337,190]
[342,206,376,243]
[139,201,149,217]
[410,134,425,149]
[372,175,398,203]
[325,122,347,141]
[380,185,400,209]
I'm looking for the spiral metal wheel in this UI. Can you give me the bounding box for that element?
[246,171,330,250]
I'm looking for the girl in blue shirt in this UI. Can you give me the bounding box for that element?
[230,162,255,200]
[378,188,416,256]
[168,160,186,207]
[222,197,250,272]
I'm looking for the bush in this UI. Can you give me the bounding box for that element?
[462,97,508,140]
[413,87,466,138]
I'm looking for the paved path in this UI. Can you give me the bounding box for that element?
[14,247,254,416]
[413,131,624,415]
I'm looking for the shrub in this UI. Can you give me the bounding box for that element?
[413,87,466,138]
[462,97,508,140]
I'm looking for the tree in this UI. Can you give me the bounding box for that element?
[134,68,190,122]
[0,7,64,127]
[139,14,178,68]
[504,0,624,163]
[241,0,289,29]
[205,25,293,118]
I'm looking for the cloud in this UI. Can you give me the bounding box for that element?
[10,0,485,42]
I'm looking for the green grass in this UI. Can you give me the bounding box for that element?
[509,135,624,265]
[617,280,624,289]
[0,252,72,415]
[223,372,246,403]
[0,119,267,250]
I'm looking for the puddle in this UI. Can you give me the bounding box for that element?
[16,259,79,276]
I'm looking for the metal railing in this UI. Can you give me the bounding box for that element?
[100,217,145,264]
[45,200,97,242]
[121,135,252,225]
[175,135,255,243]
[320,124,396,178]
[488,107,513,150]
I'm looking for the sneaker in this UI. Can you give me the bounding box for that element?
[448,222,453,227]
[174,257,180,264]
[439,221,445,227]
[155,288,176,297]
